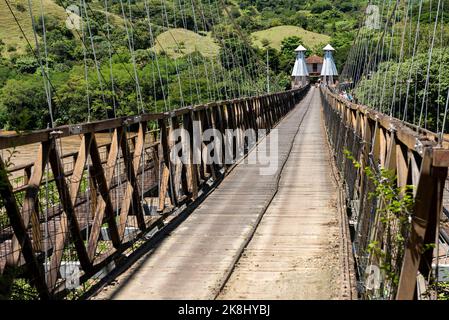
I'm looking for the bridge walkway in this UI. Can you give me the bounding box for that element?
[218,87,347,299]
[92,87,349,300]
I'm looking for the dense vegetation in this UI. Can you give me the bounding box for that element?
[0,0,367,131]
[355,49,449,131]
[351,0,449,133]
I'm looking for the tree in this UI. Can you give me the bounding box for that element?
[354,49,449,132]
[229,6,241,19]
[310,1,333,14]
[0,77,49,131]
[337,1,357,13]
[0,0,366,132]
[280,36,303,55]
[0,61,15,87]
[279,36,304,75]
[14,56,39,74]
[220,38,252,70]
[260,47,280,73]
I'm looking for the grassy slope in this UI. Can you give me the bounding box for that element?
[0,1,329,60]
[251,25,331,51]
[153,28,220,58]
[0,0,67,55]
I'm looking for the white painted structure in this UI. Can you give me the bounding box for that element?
[291,45,309,88]
[321,44,338,85]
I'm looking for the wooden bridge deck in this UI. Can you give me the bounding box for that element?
[218,87,348,299]
[92,88,349,300]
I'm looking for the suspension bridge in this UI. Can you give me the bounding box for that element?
[1,0,449,300]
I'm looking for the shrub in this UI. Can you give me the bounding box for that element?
[310,1,333,14]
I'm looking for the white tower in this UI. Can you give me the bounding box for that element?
[291,45,309,88]
[321,44,338,85]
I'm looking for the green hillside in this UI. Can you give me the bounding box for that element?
[153,28,220,58]
[0,0,67,55]
[0,0,368,131]
[251,25,330,51]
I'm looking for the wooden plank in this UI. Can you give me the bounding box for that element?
[0,113,163,150]
[0,156,49,299]
[432,148,449,167]
[198,110,209,179]
[151,146,160,191]
[210,106,225,167]
[89,173,97,219]
[182,112,198,200]
[170,117,185,201]
[47,139,91,290]
[351,110,357,129]
[87,128,122,261]
[396,144,409,192]
[158,165,170,212]
[385,131,397,173]
[409,150,421,196]
[420,166,448,276]
[260,97,268,129]
[355,113,371,231]
[225,104,237,164]
[118,125,146,233]
[47,134,91,289]
[191,110,203,182]
[396,148,434,300]
[219,105,232,165]
[128,123,147,229]
[199,109,217,180]
[46,212,69,290]
[247,100,258,139]
[8,142,51,266]
[69,135,90,204]
[371,122,381,164]
[21,166,42,252]
[89,135,121,245]
[158,118,177,208]
[266,97,274,129]
[30,202,42,252]
[379,128,387,167]
[360,114,366,141]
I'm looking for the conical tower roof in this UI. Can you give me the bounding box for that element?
[294,45,307,52]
